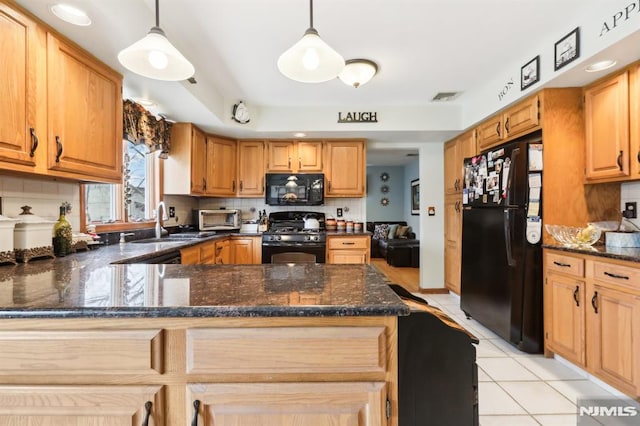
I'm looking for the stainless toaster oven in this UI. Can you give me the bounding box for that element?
[194,209,241,231]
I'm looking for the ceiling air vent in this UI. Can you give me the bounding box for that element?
[432,92,460,101]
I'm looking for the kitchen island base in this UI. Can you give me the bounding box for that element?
[0,316,398,425]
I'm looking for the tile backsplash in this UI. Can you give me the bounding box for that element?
[0,175,81,230]
[621,181,640,230]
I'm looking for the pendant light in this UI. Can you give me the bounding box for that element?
[277,0,345,83]
[118,0,194,81]
[338,59,378,88]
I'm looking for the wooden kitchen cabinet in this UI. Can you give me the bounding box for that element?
[266,140,323,172]
[544,249,640,399]
[444,129,476,195]
[444,196,463,294]
[0,1,122,183]
[187,382,387,426]
[215,239,231,264]
[544,251,586,366]
[230,236,261,264]
[629,62,640,177]
[0,385,164,424]
[325,140,366,197]
[46,33,123,183]
[584,71,630,181]
[327,234,370,264]
[237,140,265,197]
[205,135,237,196]
[476,94,540,152]
[0,3,44,172]
[181,240,216,265]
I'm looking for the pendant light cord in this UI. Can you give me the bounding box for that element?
[155,0,160,27]
[309,0,314,29]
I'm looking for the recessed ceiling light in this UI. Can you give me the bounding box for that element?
[294,132,307,138]
[49,4,91,26]
[585,60,617,73]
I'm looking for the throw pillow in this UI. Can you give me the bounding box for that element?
[387,224,399,240]
[373,224,389,240]
[396,225,411,238]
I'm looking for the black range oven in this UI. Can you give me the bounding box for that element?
[261,211,326,264]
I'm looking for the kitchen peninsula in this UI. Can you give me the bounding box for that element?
[0,249,408,425]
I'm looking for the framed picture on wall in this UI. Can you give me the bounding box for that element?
[411,179,420,215]
[554,27,580,71]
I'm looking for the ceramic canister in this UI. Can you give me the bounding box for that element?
[0,215,18,263]
[12,206,56,261]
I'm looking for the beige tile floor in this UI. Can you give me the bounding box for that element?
[420,292,637,426]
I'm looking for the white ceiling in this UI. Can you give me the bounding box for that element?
[14,0,640,165]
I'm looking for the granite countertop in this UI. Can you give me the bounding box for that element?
[0,262,409,319]
[543,243,640,263]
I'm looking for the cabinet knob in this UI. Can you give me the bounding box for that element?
[29,127,39,157]
[55,136,63,162]
[141,401,152,426]
[617,150,623,171]
[191,399,201,426]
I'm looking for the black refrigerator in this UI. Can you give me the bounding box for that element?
[460,132,544,353]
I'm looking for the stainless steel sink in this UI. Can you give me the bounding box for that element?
[132,237,192,244]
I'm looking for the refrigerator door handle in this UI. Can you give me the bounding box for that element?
[505,147,521,206]
[504,209,516,266]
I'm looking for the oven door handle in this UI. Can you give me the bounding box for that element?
[262,242,326,248]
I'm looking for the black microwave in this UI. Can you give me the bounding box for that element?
[265,173,324,206]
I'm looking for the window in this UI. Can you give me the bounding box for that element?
[82,140,160,231]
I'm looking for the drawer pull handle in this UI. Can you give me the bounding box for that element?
[573,286,580,307]
[55,136,63,162]
[342,242,356,245]
[591,291,598,314]
[142,401,152,426]
[553,261,571,268]
[604,271,629,280]
[191,399,201,426]
[617,150,623,171]
[29,127,38,157]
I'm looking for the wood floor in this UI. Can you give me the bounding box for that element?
[371,258,420,293]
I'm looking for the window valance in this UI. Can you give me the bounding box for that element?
[123,99,172,158]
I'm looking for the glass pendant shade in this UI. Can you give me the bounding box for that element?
[118,1,194,81]
[338,59,378,88]
[278,28,345,83]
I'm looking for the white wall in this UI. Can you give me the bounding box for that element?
[418,144,444,290]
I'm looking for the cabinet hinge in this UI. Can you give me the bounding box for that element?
[385,398,391,419]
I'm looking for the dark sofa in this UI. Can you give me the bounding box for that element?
[366,221,419,266]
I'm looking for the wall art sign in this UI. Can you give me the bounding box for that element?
[497,77,515,101]
[337,112,378,123]
[555,27,580,71]
[600,2,640,37]
[411,179,420,215]
[521,56,540,90]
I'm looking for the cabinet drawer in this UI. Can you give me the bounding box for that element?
[0,329,163,375]
[592,261,640,290]
[327,237,369,250]
[186,326,386,375]
[546,252,584,277]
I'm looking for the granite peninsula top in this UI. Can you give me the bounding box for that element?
[543,243,640,263]
[0,256,409,319]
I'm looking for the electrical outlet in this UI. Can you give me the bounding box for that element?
[337,208,343,217]
[169,206,176,218]
[624,202,637,219]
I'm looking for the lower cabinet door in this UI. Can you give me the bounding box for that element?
[328,249,368,264]
[188,382,387,426]
[0,385,164,425]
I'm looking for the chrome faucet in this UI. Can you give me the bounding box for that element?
[155,201,168,239]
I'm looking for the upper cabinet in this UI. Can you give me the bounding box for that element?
[237,140,265,197]
[324,140,366,197]
[444,129,476,195]
[584,71,631,182]
[0,3,43,171]
[46,33,123,182]
[205,135,236,196]
[477,94,540,152]
[266,140,323,172]
[0,2,122,183]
